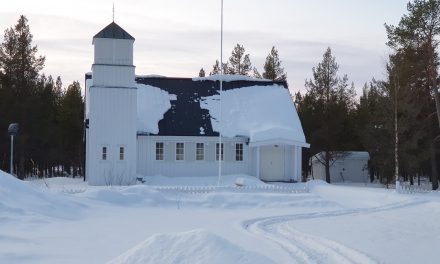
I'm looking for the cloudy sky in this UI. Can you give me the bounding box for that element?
[0,0,408,94]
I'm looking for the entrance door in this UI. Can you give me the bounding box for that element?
[260,145,285,181]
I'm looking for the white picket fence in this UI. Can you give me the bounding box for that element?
[151,184,309,194]
[397,183,432,194]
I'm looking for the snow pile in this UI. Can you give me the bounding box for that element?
[143,174,266,186]
[0,170,84,219]
[107,229,274,264]
[201,85,306,143]
[29,176,88,193]
[137,84,176,133]
[79,185,172,207]
[193,74,271,82]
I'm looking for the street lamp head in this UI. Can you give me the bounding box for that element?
[8,123,19,136]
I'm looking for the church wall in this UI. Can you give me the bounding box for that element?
[136,136,253,178]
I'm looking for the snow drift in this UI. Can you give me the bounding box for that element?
[0,170,84,219]
[107,229,275,264]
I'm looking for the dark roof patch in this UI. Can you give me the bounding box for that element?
[93,22,135,40]
[135,77,288,137]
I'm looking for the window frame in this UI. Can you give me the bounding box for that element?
[155,142,164,161]
[236,143,243,161]
[196,142,204,161]
[119,146,125,161]
[176,142,185,161]
[216,143,224,161]
[102,146,108,161]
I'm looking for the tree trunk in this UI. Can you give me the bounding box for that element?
[431,143,439,190]
[325,151,331,183]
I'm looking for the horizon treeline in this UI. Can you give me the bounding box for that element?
[0,15,84,179]
[295,0,440,190]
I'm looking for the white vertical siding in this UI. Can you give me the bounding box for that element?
[136,136,252,177]
[94,39,134,65]
[86,37,137,185]
[87,87,137,185]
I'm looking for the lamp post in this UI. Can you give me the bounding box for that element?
[8,123,19,175]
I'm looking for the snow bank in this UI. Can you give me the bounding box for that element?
[143,174,266,186]
[137,84,176,133]
[193,74,270,82]
[201,85,306,143]
[107,229,275,264]
[79,185,172,207]
[0,170,84,219]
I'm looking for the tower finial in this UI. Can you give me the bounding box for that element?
[112,2,115,22]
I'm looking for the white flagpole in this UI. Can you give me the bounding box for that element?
[217,0,223,187]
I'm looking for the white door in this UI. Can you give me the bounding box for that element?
[260,145,285,181]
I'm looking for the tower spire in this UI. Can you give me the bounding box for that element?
[112,2,115,22]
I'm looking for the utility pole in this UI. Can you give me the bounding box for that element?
[217,0,223,187]
[8,123,19,176]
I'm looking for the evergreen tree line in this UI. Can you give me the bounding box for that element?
[0,16,84,179]
[295,0,440,190]
[199,44,287,81]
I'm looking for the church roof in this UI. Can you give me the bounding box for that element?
[93,22,135,40]
[85,74,306,144]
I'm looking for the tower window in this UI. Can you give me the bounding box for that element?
[176,142,184,161]
[236,143,243,161]
[196,143,204,161]
[216,143,224,161]
[102,147,107,160]
[156,142,164,161]
[119,147,125,160]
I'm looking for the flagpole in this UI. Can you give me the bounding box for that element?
[217,0,223,187]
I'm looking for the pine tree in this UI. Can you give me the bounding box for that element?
[199,68,205,77]
[59,81,84,176]
[228,44,252,76]
[252,67,262,79]
[303,47,356,183]
[210,60,220,75]
[0,15,45,178]
[385,0,440,190]
[262,46,287,81]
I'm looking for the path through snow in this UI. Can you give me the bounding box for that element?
[242,191,424,264]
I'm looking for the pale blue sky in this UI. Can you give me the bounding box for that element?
[0,0,408,94]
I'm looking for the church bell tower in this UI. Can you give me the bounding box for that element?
[86,22,137,185]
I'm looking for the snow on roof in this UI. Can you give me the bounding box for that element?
[193,74,271,82]
[137,84,176,134]
[200,85,306,144]
[136,74,167,78]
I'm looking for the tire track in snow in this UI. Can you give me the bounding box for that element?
[243,198,424,263]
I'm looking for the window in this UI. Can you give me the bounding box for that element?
[196,143,204,161]
[156,142,164,160]
[119,147,125,160]
[102,146,107,160]
[176,142,184,161]
[236,143,243,161]
[216,143,224,161]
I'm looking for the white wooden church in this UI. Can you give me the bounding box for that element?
[85,22,309,185]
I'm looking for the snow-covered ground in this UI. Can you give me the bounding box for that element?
[1,170,439,264]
